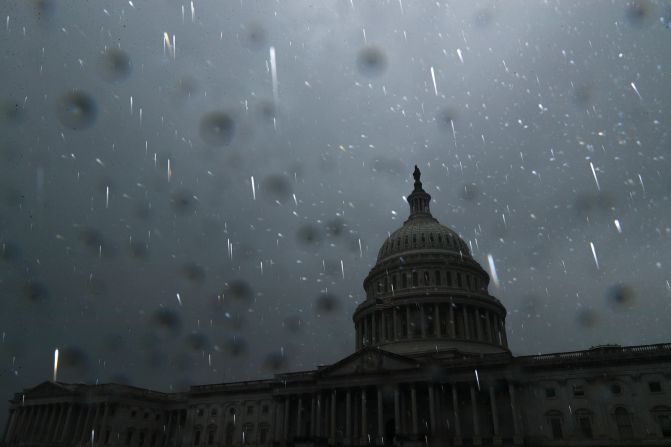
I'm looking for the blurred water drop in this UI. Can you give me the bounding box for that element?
[260,174,292,203]
[150,308,182,337]
[199,112,235,146]
[243,22,267,49]
[225,337,248,357]
[263,350,288,372]
[316,293,340,314]
[296,224,323,247]
[576,309,598,328]
[606,284,636,309]
[325,218,346,238]
[170,189,197,215]
[98,48,132,82]
[625,0,653,27]
[460,182,480,202]
[23,280,49,302]
[59,346,90,374]
[181,262,206,283]
[283,315,303,334]
[225,279,253,300]
[185,332,210,352]
[356,46,388,76]
[56,90,97,130]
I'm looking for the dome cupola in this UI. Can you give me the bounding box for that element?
[353,166,509,358]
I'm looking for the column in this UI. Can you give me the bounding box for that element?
[393,308,398,340]
[420,305,427,337]
[310,394,316,437]
[360,387,367,444]
[428,384,436,434]
[296,396,303,437]
[489,385,500,438]
[346,389,352,444]
[316,393,321,438]
[449,304,456,338]
[30,406,44,442]
[98,403,110,445]
[377,387,383,443]
[371,315,376,344]
[394,386,401,436]
[451,385,462,441]
[508,383,521,442]
[283,398,290,443]
[3,408,17,443]
[12,407,27,440]
[470,385,480,442]
[405,307,411,338]
[502,321,509,348]
[330,389,336,442]
[485,312,494,343]
[71,406,85,444]
[463,306,470,339]
[381,311,386,342]
[410,384,418,434]
[51,404,65,442]
[475,309,483,341]
[164,411,173,447]
[434,304,441,336]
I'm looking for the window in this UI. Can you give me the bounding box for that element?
[259,423,270,444]
[229,408,236,416]
[105,430,111,445]
[247,405,254,415]
[611,383,622,395]
[144,412,149,419]
[412,271,418,287]
[423,271,430,285]
[262,404,269,414]
[242,423,254,445]
[208,427,216,445]
[434,270,441,286]
[131,410,137,418]
[576,410,593,439]
[614,407,634,439]
[125,429,134,446]
[193,430,200,446]
[138,431,145,447]
[402,274,407,288]
[546,411,563,439]
[150,431,157,446]
[572,385,585,397]
[446,271,452,286]
[225,423,235,446]
[457,273,462,288]
[197,408,204,417]
[649,381,662,393]
[211,408,217,417]
[652,406,671,438]
[545,387,556,398]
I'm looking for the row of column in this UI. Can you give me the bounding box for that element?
[276,381,522,445]
[356,303,507,349]
[3,402,111,446]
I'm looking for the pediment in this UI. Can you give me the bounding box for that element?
[25,381,74,399]
[319,348,420,377]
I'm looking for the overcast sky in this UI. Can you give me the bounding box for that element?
[1,0,670,421]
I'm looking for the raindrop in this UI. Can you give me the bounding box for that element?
[2,100,25,123]
[625,0,653,27]
[181,262,206,284]
[263,351,288,372]
[98,48,132,82]
[59,346,90,375]
[185,332,210,352]
[170,189,197,215]
[576,309,598,328]
[225,337,248,357]
[260,174,292,203]
[325,218,346,238]
[460,182,480,202]
[150,308,182,337]
[606,284,636,309]
[283,315,303,334]
[356,46,388,76]
[316,293,340,314]
[436,107,458,131]
[56,90,97,130]
[128,240,149,260]
[23,280,49,302]
[243,22,267,49]
[199,112,235,146]
[225,279,253,300]
[296,224,323,247]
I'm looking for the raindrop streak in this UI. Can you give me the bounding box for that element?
[486,254,500,288]
[589,242,599,270]
[176,293,182,306]
[589,162,600,191]
[614,219,622,233]
[167,159,172,182]
[53,348,59,382]
[630,81,642,100]
[474,369,480,391]
[457,48,464,63]
[340,260,345,279]
[430,66,438,96]
[251,176,256,200]
[269,47,279,107]
[105,186,109,208]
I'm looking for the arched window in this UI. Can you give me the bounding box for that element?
[545,410,563,439]
[651,406,671,438]
[259,423,270,444]
[423,271,430,286]
[207,424,217,445]
[575,409,594,439]
[241,423,254,445]
[614,407,634,439]
[225,422,235,446]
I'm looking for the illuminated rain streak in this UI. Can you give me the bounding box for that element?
[176,293,182,306]
[53,349,59,382]
[340,260,345,279]
[190,1,195,22]
[630,82,642,100]
[163,32,176,59]
[269,47,279,107]
[589,242,599,270]
[91,430,94,445]
[167,159,172,182]
[130,96,133,115]
[105,186,109,208]
[457,48,464,63]
[638,174,645,195]
[250,176,256,200]
[430,66,438,96]
[486,254,500,288]
[589,162,600,191]
[614,219,622,233]
[474,369,481,391]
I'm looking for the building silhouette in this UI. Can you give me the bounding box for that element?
[3,167,671,446]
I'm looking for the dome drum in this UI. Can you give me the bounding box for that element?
[354,166,510,358]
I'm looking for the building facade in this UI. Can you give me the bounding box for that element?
[3,168,671,447]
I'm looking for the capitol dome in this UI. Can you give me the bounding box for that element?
[353,166,509,358]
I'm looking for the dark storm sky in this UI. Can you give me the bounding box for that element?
[1,0,670,420]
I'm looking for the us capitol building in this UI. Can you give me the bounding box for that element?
[3,167,671,446]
